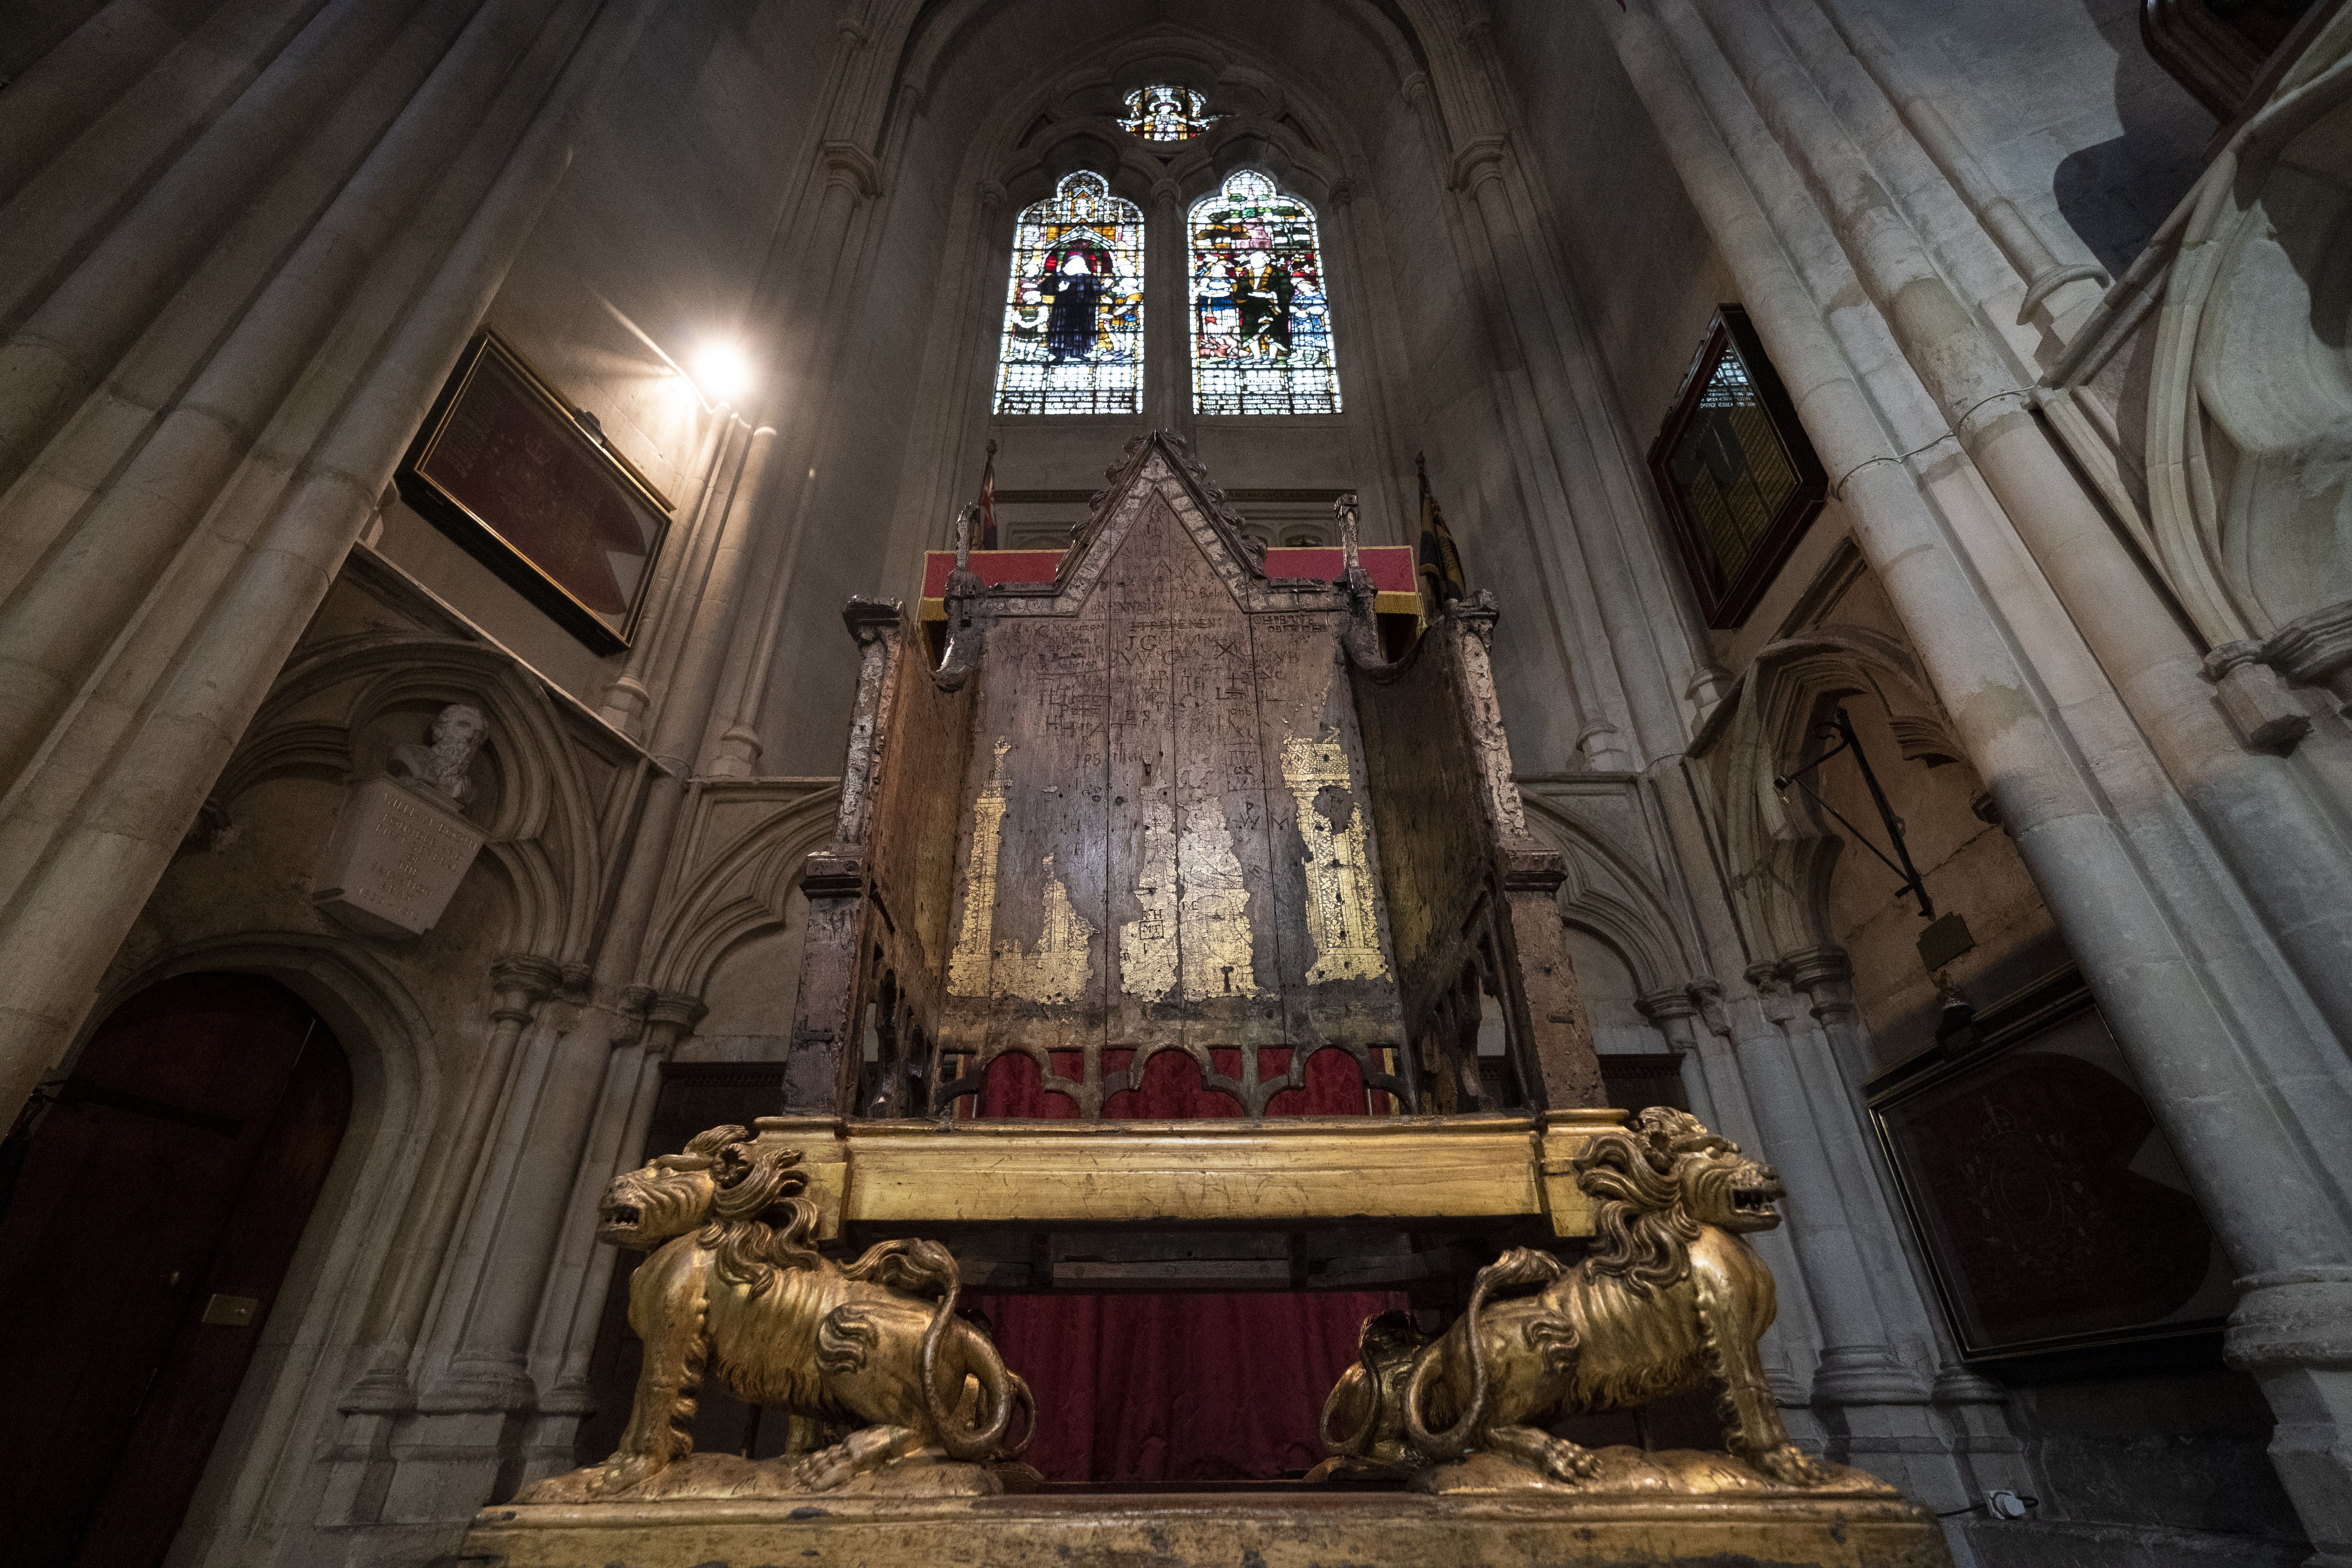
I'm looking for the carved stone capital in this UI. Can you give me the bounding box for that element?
[1448,134,1510,196]
[648,991,707,1030]
[611,984,658,1049]
[2207,632,2317,753]
[2261,597,2352,694]
[641,991,708,1060]
[2203,638,2266,681]
[1744,961,1802,1026]
[821,141,883,201]
[1688,980,1732,1040]
[1636,987,1702,1024]
[1783,947,1856,1017]
[488,953,563,1021]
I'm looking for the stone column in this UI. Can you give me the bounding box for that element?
[1749,962,1962,1496]
[0,0,657,1125]
[1727,968,1926,1408]
[687,140,880,777]
[1145,176,1187,433]
[1684,0,2352,1065]
[1448,136,1679,766]
[1609,3,2352,1540]
[318,953,561,1528]
[522,987,677,1484]
[423,980,618,1415]
[1606,0,2352,1302]
[598,414,747,741]
[0,0,574,785]
[515,992,696,1486]
[0,0,427,472]
[1778,951,1938,1361]
[1644,985,1813,1402]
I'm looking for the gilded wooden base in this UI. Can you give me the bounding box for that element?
[455,1478,1955,1568]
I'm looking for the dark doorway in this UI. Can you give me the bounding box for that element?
[0,972,353,1568]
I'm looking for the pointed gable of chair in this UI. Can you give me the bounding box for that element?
[993,430,1350,623]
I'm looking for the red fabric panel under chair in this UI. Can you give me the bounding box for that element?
[971,1047,1403,1483]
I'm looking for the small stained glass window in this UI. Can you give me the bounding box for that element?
[1188,170,1341,416]
[992,171,1146,417]
[1647,307,1826,627]
[1119,85,1216,142]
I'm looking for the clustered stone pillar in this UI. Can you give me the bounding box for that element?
[1442,136,1641,771]
[321,952,562,1526]
[0,0,658,1125]
[1641,985,1813,1404]
[523,986,700,1485]
[1603,0,2352,1548]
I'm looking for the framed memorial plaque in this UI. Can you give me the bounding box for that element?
[1648,307,1826,629]
[1866,969,2235,1362]
[397,330,671,654]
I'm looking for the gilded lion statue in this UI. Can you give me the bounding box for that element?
[522,1124,1032,1501]
[1320,1107,1829,1489]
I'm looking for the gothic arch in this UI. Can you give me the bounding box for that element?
[73,933,441,1568]
[1518,783,1694,996]
[641,781,841,1002]
[1708,626,1970,960]
[218,633,646,964]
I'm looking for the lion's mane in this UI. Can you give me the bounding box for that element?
[1572,1116,1702,1298]
[679,1125,962,1303]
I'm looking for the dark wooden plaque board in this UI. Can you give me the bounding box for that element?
[1865,969,2235,1361]
[397,329,672,654]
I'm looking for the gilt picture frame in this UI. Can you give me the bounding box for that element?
[396,329,672,655]
[1865,968,2236,1362]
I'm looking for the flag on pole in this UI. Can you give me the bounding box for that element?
[1416,453,1465,612]
[978,439,999,550]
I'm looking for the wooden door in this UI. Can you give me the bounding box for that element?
[0,973,351,1568]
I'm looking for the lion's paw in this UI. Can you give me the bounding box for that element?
[512,1451,666,1504]
[583,1451,669,1498]
[1544,1442,1601,1483]
[1750,1443,1832,1488]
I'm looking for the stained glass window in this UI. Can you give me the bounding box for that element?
[1188,171,1341,416]
[993,172,1146,416]
[1119,85,1216,142]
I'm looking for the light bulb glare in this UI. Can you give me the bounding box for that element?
[692,341,753,403]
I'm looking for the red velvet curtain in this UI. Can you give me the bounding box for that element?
[972,1047,1402,1483]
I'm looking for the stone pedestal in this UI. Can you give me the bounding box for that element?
[454,1479,1954,1568]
